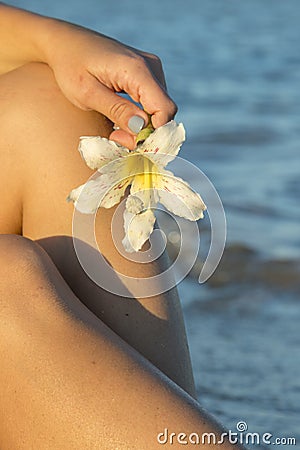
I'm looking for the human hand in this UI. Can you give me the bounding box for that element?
[43,20,177,149]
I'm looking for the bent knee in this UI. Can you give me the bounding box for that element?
[0,235,48,330]
[0,63,113,238]
[0,234,44,272]
[0,63,109,234]
[0,235,60,302]
[0,234,75,335]
[0,63,112,175]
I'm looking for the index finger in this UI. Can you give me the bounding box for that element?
[138,51,168,90]
[120,49,177,128]
[138,75,178,129]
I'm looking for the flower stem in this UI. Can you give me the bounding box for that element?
[136,114,154,144]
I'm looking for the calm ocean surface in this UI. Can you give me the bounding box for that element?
[8,0,300,446]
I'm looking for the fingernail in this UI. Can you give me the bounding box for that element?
[128,115,145,134]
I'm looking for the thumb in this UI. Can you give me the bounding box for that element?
[82,77,148,135]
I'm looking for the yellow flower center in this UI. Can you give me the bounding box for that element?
[125,152,156,211]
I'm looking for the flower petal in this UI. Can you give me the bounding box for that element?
[137,120,185,168]
[101,176,131,208]
[79,136,128,170]
[122,208,156,252]
[156,170,207,220]
[67,179,110,214]
[68,155,133,213]
[99,158,134,208]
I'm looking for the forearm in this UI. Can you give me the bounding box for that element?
[0,3,50,74]
[0,4,116,74]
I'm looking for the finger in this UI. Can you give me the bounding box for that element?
[133,68,178,129]
[120,51,176,125]
[79,75,149,135]
[136,50,167,89]
[109,129,136,150]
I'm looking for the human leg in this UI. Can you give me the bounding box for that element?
[0,235,240,449]
[0,63,245,449]
[0,62,195,395]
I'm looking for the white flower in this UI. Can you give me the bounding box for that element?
[68,121,206,252]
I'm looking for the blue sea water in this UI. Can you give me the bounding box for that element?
[7,0,300,446]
